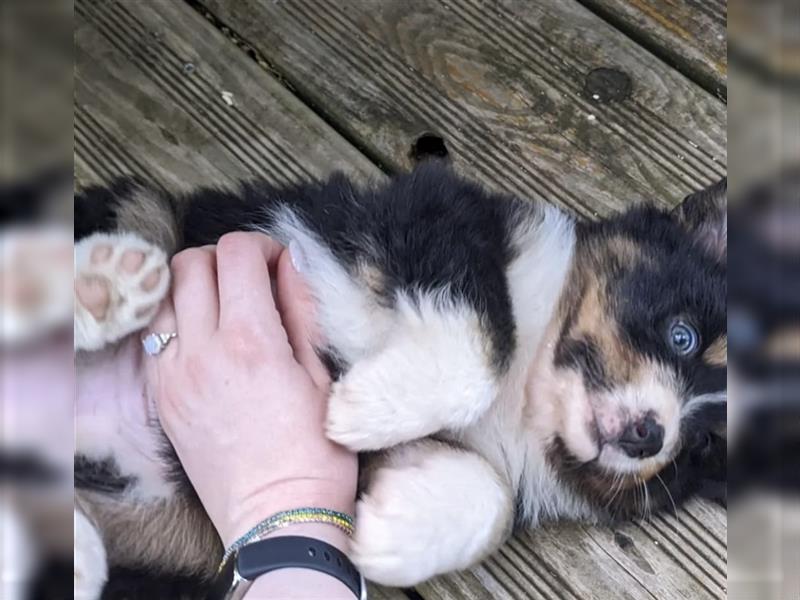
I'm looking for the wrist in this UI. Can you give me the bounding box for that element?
[219,481,356,548]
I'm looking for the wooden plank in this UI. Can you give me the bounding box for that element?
[577,0,727,100]
[418,510,726,600]
[74,0,378,191]
[198,0,726,218]
[368,585,415,600]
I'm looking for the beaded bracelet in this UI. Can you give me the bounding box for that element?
[218,508,355,573]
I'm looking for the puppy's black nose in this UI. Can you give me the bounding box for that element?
[618,416,664,459]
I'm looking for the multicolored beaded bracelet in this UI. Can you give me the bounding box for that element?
[218,508,355,573]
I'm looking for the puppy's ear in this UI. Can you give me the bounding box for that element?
[673,178,727,260]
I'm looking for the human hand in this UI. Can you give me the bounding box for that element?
[145,232,357,548]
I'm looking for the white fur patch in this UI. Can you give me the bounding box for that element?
[326,291,498,451]
[352,441,513,586]
[507,203,575,343]
[682,391,727,415]
[254,209,393,363]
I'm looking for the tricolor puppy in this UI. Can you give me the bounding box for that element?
[73,163,726,596]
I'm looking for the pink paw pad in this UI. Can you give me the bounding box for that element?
[120,250,146,273]
[90,244,113,265]
[76,276,111,320]
[140,268,163,292]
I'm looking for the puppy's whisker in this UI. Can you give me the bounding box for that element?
[656,473,681,526]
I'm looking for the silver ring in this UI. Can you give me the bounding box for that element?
[142,332,177,356]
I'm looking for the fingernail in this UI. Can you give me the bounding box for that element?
[289,240,307,273]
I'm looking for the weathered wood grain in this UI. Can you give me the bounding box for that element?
[577,0,727,100]
[198,0,725,218]
[74,0,378,191]
[420,510,726,600]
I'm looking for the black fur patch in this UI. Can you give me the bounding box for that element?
[75,178,145,241]
[101,565,225,600]
[180,162,525,371]
[74,455,134,494]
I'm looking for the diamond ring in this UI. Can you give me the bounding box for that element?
[142,332,177,356]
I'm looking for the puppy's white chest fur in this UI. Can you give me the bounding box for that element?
[448,203,593,524]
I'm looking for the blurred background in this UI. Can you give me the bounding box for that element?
[729,0,800,598]
[1,0,73,598]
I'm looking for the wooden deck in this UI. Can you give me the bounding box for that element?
[74,1,727,598]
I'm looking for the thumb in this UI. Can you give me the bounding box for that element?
[275,243,331,390]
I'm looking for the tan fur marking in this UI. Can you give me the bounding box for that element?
[570,273,638,385]
[703,336,728,366]
[359,262,386,297]
[114,187,180,255]
[605,235,652,269]
[76,491,221,576]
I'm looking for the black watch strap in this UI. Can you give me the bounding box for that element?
[235,535,364,599]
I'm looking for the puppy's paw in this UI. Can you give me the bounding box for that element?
[326,352,443,451]
[74,509,107,600]
[326,373,392,452]
[350,464,449,587]
[75,232,169,351]
[351,443,513,586]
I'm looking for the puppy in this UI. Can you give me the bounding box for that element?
[73,163,726,597]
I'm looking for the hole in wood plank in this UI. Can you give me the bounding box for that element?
[410,133,449,163]
[613,530,655,574]
[583,68,632,104]
[614,531,634,551]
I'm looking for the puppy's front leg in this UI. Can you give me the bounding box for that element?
[352,440,513,587]
[327,299,499,450]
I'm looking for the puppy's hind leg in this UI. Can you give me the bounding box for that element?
[352,440,514,586]
[326,294,499,451]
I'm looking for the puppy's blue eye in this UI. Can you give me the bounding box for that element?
[669,320,699,356]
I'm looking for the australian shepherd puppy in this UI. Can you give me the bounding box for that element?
[72,162,726,598]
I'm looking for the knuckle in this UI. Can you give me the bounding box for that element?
[170,247,208,271]
[217,231,256,256]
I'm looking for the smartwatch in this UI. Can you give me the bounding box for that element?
[223,535,367,600]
